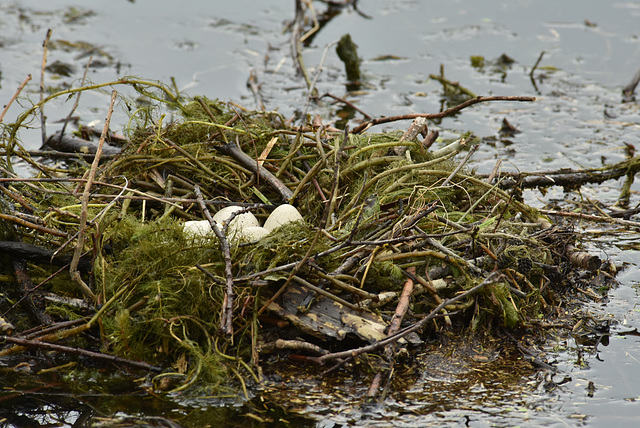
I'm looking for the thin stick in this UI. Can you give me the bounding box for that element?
[194,185,235,335]
[59,56,92,141]
[351,95,536,134]
[0,74,32,125]
[214,143,293,202]
[70,90,117,302]
[318,92,373,120]
[367,266,415,399]
[530,51,545,79]
[442,144,479,186]
[38,29,54,145]
[623,66,640,102]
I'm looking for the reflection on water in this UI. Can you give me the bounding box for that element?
[1,0,639,426]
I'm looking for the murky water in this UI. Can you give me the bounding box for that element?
[1,0,639,426]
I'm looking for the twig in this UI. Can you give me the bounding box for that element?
[351,96,536,134]
[247,69,265,111]
[309,272,502,363]
[529,51,545,79]
[39,29,52,145]
[302,40,338,121]
[0,214,68,238]
[59,56,92,142]
[0,74,32,125]
[393,117,428,157]
[317,92,373,120]
[0,335,162,372]
[70,90,118,302]
[366,266,415,399]
[325,127,348,228]
[292,0,315,93]
[485,156,640,190]
[194,185,235,335]
[539,208,640,229]
[623,66,640,102]
[529,51,545,92]
[214,143,293,202]
[441,143,479,186]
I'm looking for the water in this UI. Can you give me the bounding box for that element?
[1,0,639,426]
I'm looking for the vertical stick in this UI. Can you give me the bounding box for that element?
[39,29,52,145]
[70,90,118,302]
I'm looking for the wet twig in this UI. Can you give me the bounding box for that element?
[623,66,640,102]
[1,335,162,372]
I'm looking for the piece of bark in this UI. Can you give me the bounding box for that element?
[565,244,601,271]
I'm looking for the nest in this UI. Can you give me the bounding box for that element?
[0,90,609,395]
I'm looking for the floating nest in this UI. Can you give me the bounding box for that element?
[0,83,615,396]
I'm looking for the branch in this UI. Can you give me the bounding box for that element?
[350,95,536,134]
[194,185,235,335]
[1,335,162,372]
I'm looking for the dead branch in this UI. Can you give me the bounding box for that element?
[350,95,536,134]
[623,66,640,102]
[0,241,91,271]
[39,29,52,145]
[565,244,601,271]
[492,155,640,190]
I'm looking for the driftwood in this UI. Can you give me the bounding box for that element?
[490,155,640,190]
[44,130,121,156]
[565,244,601,271]
[0,241,92,272]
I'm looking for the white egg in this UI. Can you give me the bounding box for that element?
[238,226,269,242]
[263,204,304,232]
[183,220,213,238]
